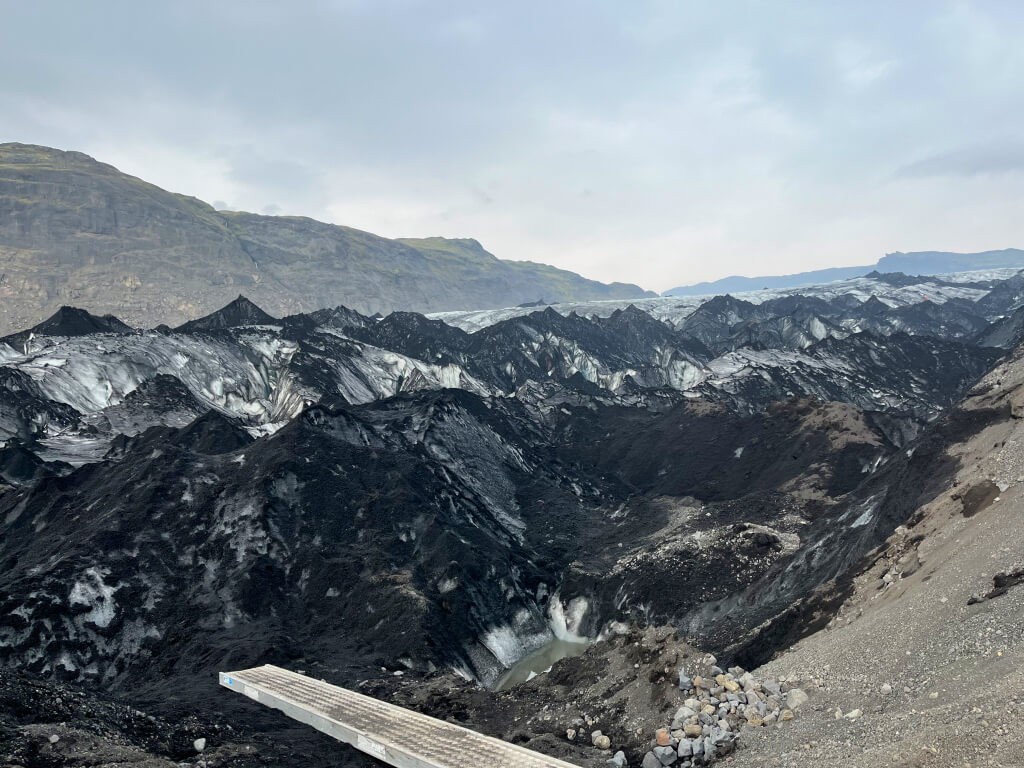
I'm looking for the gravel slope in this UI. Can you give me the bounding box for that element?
[734,343,1024,767]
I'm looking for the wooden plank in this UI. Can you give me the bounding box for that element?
[219,664,582,768]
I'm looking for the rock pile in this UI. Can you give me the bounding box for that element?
[636,654,805,767]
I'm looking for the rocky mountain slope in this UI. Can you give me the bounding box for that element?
[731,334,1024,767]
[0,143,652,335]
[3,267,1024,766]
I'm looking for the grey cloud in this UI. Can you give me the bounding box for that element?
[2,1,1024,290]
[222,149,326,192]
[896,142,1024,178]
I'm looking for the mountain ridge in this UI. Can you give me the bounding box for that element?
[2,269,1024,766]
[0,143,654,335]
[664,248,1024,296]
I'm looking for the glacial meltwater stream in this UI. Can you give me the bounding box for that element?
[493,637,591,691]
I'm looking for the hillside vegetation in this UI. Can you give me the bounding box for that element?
[0,143,652,333]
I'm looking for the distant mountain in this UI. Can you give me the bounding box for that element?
[663,248,1024,296]
[0,143,654,334]
[879,248,1024,274]
[663,266,873,296]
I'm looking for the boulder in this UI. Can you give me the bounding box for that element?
[653,745,677,765]
[786,688,810,710]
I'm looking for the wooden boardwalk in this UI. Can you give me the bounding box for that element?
[219,665,582,768]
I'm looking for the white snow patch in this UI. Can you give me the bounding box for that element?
[68,568,117,628]
[850,499,878,528]
[549,595,590,642]
[480,609,552,667]
[437,577,459,594]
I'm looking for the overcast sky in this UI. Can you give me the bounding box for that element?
[3,1,1024,292]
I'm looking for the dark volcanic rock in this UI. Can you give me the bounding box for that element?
[0,367,82,443]
[0,270,1018,765]
[174,295,278,332]
[976,304,1024,348]
[0,391,593,693]
[0,439,70,486]
[0,666,370,767]
[1,306,133,348]
[974,272,1024,319]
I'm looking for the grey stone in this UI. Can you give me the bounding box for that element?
[677,739,693,758]
[703,737,717,762]
[607,750,628,768]
[653,745,677,765]
[193,738,206,753]
[786,688,810,710]
[715,735,736,756]
[642,752,661,768]
[710,727,736,747]
[674,705,697,722]
[678,668,693,690]
[763,679,782,698]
